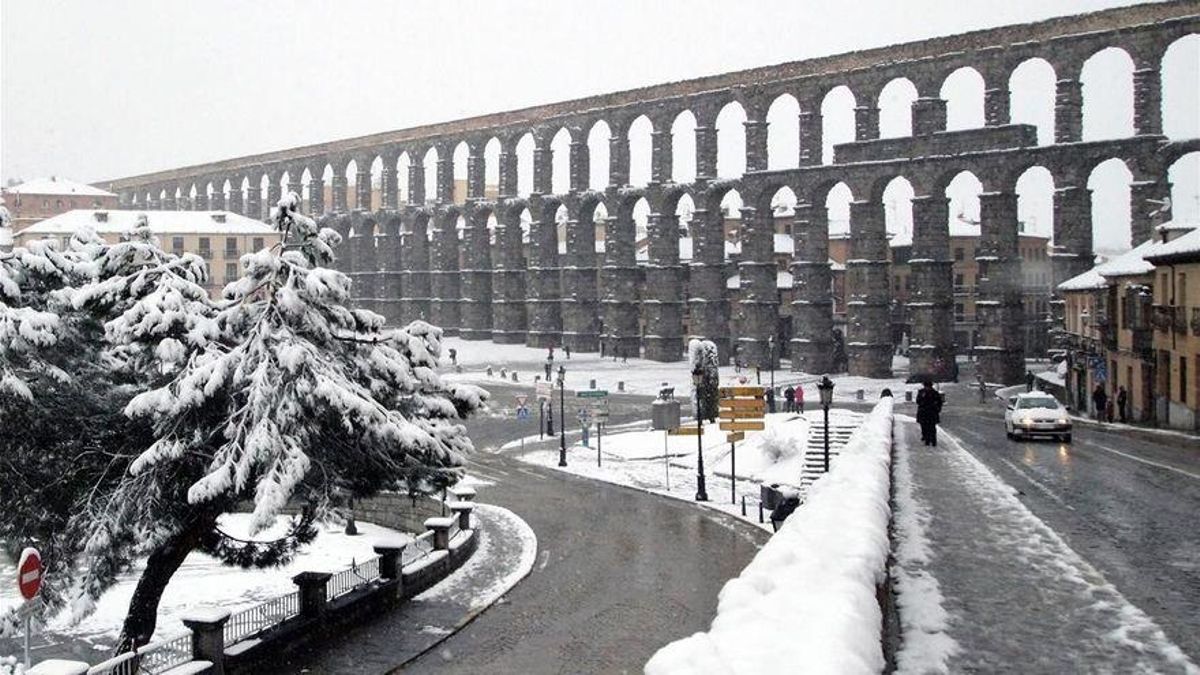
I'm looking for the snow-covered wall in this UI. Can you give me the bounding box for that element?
[645,397,895,675]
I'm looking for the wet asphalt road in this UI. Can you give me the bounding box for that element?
[931,391,1200,662]
[400,384,769,674]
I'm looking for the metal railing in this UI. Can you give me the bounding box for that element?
[87,632,192,675]
[401,530,436,567]
[224,591,301,646]
[326,555,382,601]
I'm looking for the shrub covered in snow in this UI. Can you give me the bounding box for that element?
[645,397,895,675]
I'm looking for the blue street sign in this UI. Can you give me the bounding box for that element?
[516,406,530,420]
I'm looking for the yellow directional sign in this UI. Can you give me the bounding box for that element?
[719,399,766,412]
[726,431,745,443]
[719,386,766,397]
[668,427,704,436]
[719,409,765,420]
[719,421,766,432]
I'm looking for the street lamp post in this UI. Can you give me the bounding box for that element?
[558,365,567,467]
[692,368,709,502]
[768,335,776,413]
[818,375,834,473]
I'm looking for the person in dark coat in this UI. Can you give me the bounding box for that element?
[916,380,943,446]
[1092,384,1108,422]
[783,386,796,413]
[1117,386,1129,423]
[1026,371,1035,393]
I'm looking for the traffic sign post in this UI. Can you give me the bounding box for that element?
[17,547,42,668]
[719,387,767,505]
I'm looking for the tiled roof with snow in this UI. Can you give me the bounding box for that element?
[19,210,275,236]
[1058,238,1160,291]
[1146,224,1200,262]
[4,177,115,197]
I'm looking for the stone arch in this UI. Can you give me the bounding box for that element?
[452,140,470,203]
[369,155,384,208]
[1088,157,1134,249]
[1009,57,1057,146]
[1013,165,1056,241]
[671,109,698,184]
[820,85,857,164]
[344,158,360,211]
[483,137,502,198]
[396,151,412,204]
[715,100,748,179]
[940,66,986,131]
[516,131,536,197]
[1081,46,1136,140]
[550,127,573,196]
[766,93,801,170]
[586,120,612,190]
[627,114,653,188]
[878,78,919,138]
[422,147,439,204]
[822,181,855,235]
[1167,151,1200,224]
[934,169,986,230]
[1162,34,1200,140]
[873,175,917,243]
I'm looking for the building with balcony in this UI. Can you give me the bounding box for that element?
[1058,221,1200,429]
[14,210,280,298]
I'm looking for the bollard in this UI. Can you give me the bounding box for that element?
[448,501,475,530]
[373,535,408,580]
[618,381,625,392]
[450,485,477,502]
[905,390,912,402]
[856,389,864,401]
[424,517,454,550]
[740,495,747,517]
[486,366,493,377]
[291,572,332,618]
[590,379,596,389]
[182,608,231,675]
[512,372,519,382]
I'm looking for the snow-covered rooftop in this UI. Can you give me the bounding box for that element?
[3,177,115,197]
[1154,219,1198,234]
[19,210,275,236]
[1146,224,1200,262]
[1058,238,1160,291]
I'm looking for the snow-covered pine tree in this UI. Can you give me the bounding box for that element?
[60,193,486,650]
[687,338,720,422]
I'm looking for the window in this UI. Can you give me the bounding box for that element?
[955,303,965,322]
[42,199,49,208]
[1179,273,1187,307]
[225,237,238,255]
[225,262,238,281]
[954,248,964,261]
[954,273,964,288]
[253,237,264,251]
[171,236,184,253]
[92,199,101,207]
[1181,356,1188,405]
[198,237,211,256]
[1161,273,1169,303]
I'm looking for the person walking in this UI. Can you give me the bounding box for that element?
[916,380,943,446]
[784,385,796,413]
[1117,386,1129,423]
[976,372,987,404]
[796,384,805,413]
[1091,383,1108,422]
[1026,370,1035,393]
[565,344,571,360]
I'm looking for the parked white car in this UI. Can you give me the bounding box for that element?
[1005,392,1072,442]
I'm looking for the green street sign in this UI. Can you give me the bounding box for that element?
[576,390,609,398]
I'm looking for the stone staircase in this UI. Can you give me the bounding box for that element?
[798,411,862,490]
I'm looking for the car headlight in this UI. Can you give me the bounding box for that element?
[1021,417,1034,426]
[1057,418,1068,425]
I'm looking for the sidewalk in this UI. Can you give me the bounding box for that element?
[892,418,1196,674]
[277,503,537,674]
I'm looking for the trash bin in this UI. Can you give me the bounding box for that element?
[770,495,801,531]
[761,483,782,510]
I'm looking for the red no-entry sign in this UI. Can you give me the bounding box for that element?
[17,548,42,600]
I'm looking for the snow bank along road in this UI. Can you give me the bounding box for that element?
[403,383,771,673]
[933,396,1200,666]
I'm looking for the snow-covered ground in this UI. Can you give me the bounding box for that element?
[0,514,408,651]
[516,409,865,531]
[645,398,895,674]
[440,337,909,402]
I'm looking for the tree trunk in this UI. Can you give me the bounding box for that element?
[116,513,215,652]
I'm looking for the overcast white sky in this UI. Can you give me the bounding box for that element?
[2,0,1197,250]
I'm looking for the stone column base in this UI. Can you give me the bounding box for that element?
[644,336,683,362]
[791,339,833,374]
[848,344,893,378]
